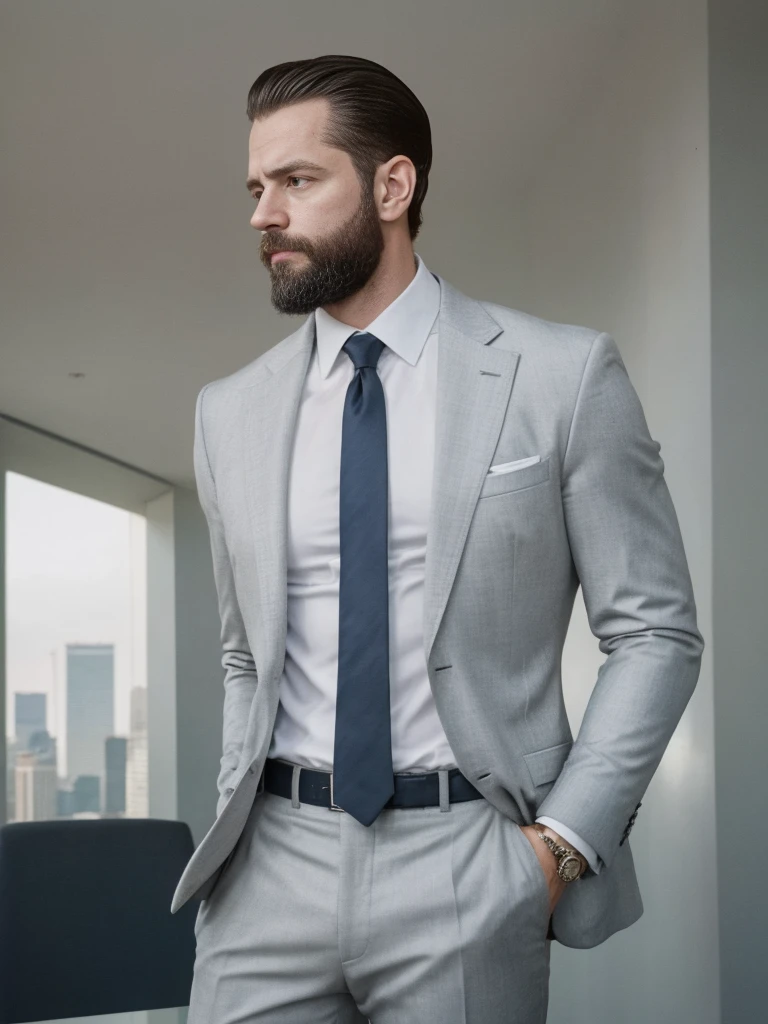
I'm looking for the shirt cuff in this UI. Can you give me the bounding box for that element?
[535,816,602,875]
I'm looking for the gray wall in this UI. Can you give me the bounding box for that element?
[710,0,768,1018]
[172,484,227,847]
[502,2,718,1021]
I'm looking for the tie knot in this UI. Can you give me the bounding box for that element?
[342,332,385,371]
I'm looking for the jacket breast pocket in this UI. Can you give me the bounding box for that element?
[478,455,551,499]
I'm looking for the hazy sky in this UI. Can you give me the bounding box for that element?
[5,471,146,776]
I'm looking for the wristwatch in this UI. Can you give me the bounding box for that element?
[532,824,588,883]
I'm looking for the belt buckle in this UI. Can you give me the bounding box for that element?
[329,772,344,812]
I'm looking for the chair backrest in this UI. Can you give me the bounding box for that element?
[0,817,197,1023]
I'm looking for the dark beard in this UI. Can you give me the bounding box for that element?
[261,183,385,315]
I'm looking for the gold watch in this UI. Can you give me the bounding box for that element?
[533,825,587,883]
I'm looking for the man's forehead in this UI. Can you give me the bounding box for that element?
[248,113,327,166]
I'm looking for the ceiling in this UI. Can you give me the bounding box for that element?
[0,0,639,488]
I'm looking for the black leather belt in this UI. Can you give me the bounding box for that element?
[263,758,483,810]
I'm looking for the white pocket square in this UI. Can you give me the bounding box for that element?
[487,455,541,476]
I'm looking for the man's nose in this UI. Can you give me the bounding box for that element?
[250,191,288,232]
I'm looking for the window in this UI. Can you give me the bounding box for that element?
[5,472,147,823]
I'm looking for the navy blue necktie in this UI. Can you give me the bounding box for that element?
[332,331,395,826]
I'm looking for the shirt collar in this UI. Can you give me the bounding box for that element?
[313,251,441,379]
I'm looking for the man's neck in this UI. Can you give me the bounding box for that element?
[320,248,418,329]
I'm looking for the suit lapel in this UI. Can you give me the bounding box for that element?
[422,277,518,664]
[241,319,315,689]
[241,273,520,691]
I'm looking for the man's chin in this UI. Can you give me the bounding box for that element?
[269,287,317,316]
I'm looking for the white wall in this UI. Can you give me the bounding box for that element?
[146,490,178,823]
[509,3,716,1020]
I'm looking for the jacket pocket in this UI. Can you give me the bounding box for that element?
[488,454,541,475]
[478,455,551,499]
[523,740,573,787]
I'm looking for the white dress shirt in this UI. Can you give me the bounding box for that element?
[267,252,600,874]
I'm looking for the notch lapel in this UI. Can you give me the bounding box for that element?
[242,318,315,693]
[422,277,519,665]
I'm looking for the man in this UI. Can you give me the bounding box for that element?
[172,54,704,1023]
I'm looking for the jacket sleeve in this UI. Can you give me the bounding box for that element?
[535,332,705,869]
[194,383,259,814]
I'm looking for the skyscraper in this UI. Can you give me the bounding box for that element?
[14,751,57,821]
[66,643,115,812]
[14,692,46,750]
[105,736,127,814]
[126,686,148,817]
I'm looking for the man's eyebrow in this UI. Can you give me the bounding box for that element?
[246,161,327,191]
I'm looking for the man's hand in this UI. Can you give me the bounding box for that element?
[519,824,569,916]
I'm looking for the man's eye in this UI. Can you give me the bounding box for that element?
[251,177,309,202]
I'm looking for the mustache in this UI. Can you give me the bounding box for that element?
[263,243,306,256]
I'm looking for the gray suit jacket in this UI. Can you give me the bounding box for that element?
[170,270,704,949]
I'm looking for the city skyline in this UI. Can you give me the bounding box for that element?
[4,471,147,775]
[4,471,148,821]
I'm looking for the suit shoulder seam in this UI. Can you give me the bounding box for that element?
[197,381,219,506]
[561,331,608,477]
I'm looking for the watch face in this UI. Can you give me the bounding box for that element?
[559,855,582,882]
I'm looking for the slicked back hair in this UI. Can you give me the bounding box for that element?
[246,55,432,241]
